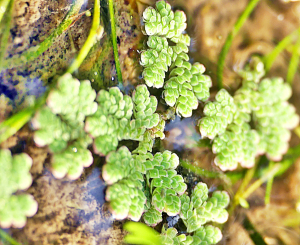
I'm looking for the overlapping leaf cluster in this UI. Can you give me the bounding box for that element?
[102,146,188,223]
[141,0,212,117]
[161,225,223,245]
[143,151,187,226]
[31,74,96,179]
[199,59,299,171]
[85,84,161,155]
[0,149,38,228]
[158,182,229,245]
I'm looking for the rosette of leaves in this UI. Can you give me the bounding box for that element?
[85,87,133,155]
[142,151,187,226]
[199,89,236,139]
[102,146,147,221]
[180,182,229,233]
[253,77,299,160]
[0,149,38,228]
[124,85,160,140]
[32,73,97,179]
[164,60,212,117]
[212,123,260,171]
[161,226,223,245]
[142,0,187,38]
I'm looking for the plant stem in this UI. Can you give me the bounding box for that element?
[286,28,300,85]
[180,160,232,185]
[0,0,14,71]
[228,160,258,214]
[0,94,47,144]
[67,0,103,74]
[0,229,21,245]
[264,162,274,205]
[216,0,261,89]
[242,163,281,200]
[2,0,84,69]
[0,0,11,24]
[108,0,123,84]
[263,27,300,72]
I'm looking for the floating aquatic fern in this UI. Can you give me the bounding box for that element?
[32,74,96,179]
[200,58,299,171]
[0,149,38,228]
[141,1,212,117]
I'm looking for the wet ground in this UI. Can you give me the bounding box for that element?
[1,0,300,244]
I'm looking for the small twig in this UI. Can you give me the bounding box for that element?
[216,0,261,89]
[108,0,123,84]
[286,28,300,85]
[67,0,103,74]
[2,0,85,69]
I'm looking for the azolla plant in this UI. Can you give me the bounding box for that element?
[1,1,299,245]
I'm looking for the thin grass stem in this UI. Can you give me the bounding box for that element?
[2,0,84,69]
[67,0,103,74]
[263,27,300,72]
[0,0,14,71]
[217,0,261,89]
[0,229,21,245]
[0,94,47,144]
[286,28,300,85]
[0,0,11,24]
[108,0,123,84]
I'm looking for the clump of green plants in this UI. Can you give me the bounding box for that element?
[141,0,212,117]
[124,183,229,245]
[31,73,96,179]
[0,149,38,228]
[199,59,299,171]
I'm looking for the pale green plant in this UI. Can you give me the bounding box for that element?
[0,149,38,228]
[141,1,212,117]
[32,74,96,179]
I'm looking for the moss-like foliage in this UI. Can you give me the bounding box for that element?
[212,123,259,171]
[0,149,38,228]
[124,85,160,140]
[141,1,211,117]
[180,182,229,233]
[253,77,299,160]
[32,74,96,179]
[199,89,236,139]
[85,87,133,155]
[142,0,187,39]
[161,226,223,245]
[103,147,147,221]
[200,59,299,170]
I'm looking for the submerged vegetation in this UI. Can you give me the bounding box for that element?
[0,0,300,244]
